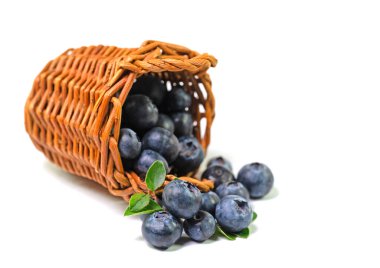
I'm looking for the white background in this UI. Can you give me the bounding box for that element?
[1,0,380,267]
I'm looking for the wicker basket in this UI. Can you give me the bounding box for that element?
[24,40,217,201]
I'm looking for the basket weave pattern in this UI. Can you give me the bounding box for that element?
[25,41,217,201]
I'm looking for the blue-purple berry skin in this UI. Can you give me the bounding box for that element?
[122,95,159,132]
[134,150,169,178]
[142,127,179,163]
[173,136,204,176]
[142,211,182,249]
[207,156,233,172]
[170,112,193,137]
[130,75,167,106]
[215,181,250,200]
[200,191,220,215]
[156,114,175,133]
[201,166,235,188]
[184,211,216,242]
[165,87,192,112]
[163,180,202,219]
[118,128,141,160]
[237,163,274,199]
[215,195,252,233]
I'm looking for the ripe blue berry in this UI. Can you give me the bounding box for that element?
[201,166,235,188]
[118,128,141,160]
[142,211,182,249]
[170,112,193,137]
[200,191,220,215]
[142,127,179,163]
[163,180,202,219]
[134,150,169,178]
[215,195,252,233]
[237,163,274,199]
[215,181,250,200]
[184,211,216,242]
[130,75,167,106]
[122,95,159,132]
[207,156,233,172]
[164,87,192,112]
[173,136,204,176]
[156,114,175,133]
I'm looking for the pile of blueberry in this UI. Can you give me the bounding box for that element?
[120,74,274,249]
[118,74,203,178]
[125,156,274,249]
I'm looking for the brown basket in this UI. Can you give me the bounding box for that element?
[24,40,217,202]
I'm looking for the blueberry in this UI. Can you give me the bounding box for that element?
[139,214,148,221]
[130,75,167,106]
[162,180,202,219]
[215,195,252,233]
[207,156,233,171]
[201,166,235,188]
[173,136,204,176]
[122,95,159,132]
[183,211,216,242]
[142,211,182,249]
[134,150,169,178]
[170,112,193,137]
[237,163,274,199]
[200,191,220,215]
[118,128,141,160]
[215,181,250,200]
[142,127,179,163]
[164,87,192,112]
[156,114,175,133]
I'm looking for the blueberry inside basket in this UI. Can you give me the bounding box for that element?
[24,40,217,201]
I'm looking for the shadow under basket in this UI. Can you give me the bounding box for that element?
[24,40,217,201]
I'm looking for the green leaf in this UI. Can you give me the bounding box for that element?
[252,211,258,222]
[145,161,167,191]
[235,228,250,239]
[215,224,236,240]
[128,193,150,212]
[124,198,162,216]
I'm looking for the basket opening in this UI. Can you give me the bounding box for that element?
[120,71,208,134]
[117,70,210,176]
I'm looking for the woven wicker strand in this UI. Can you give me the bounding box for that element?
[25,40,217,202]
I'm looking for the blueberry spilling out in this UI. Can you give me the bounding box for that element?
[200,191,220,215]
[142,127,179,163]
[170,112,193,137]
[122,95,159,132]
[215,195,252,233]
[237,162,274,199]
[142,211,182,249]
[134,150,169,178]
[163,180,202,219]
[156,114,175,133]
[130,75,167,106]
[207,156,233,171]
[117,72,275,249]
[215,181,250,200]
[164,87,192,112]
[201,165,235,188]
[184,211,216,242]
[118,128,141,160]
[174,136,204,176]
